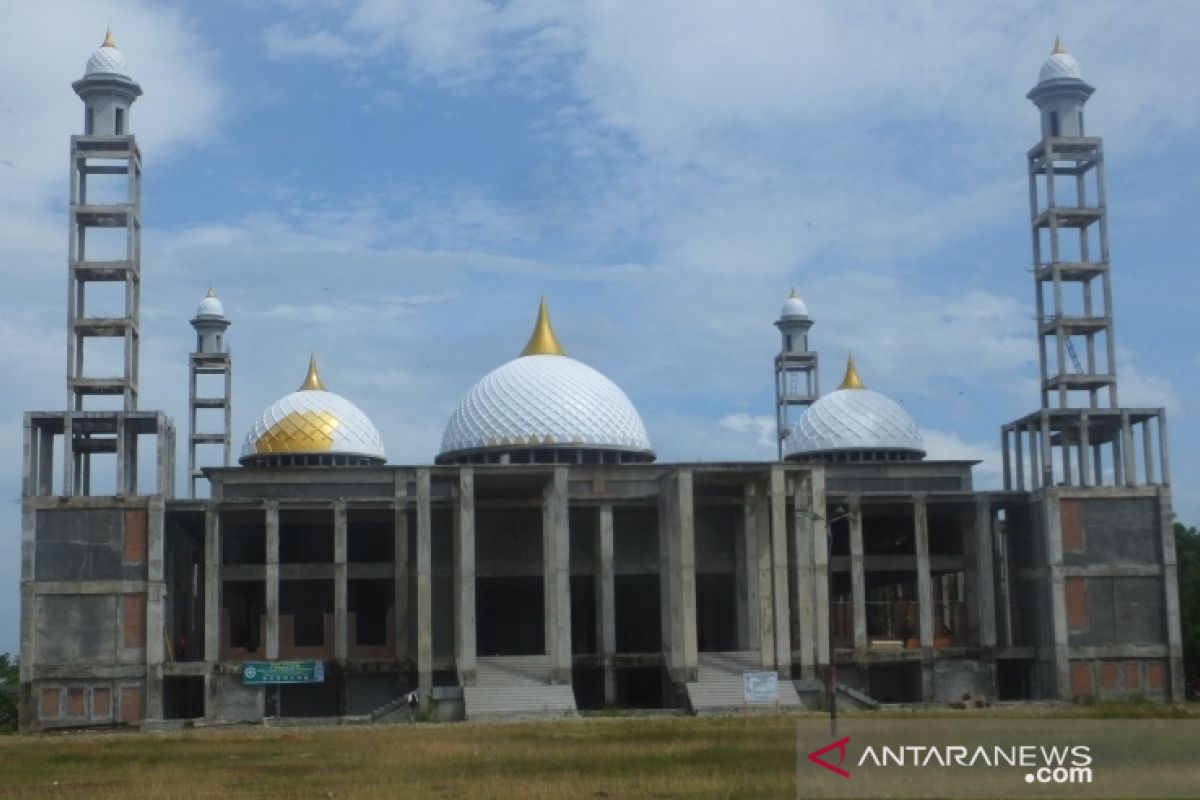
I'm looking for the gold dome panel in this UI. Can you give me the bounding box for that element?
[255,410,340,454]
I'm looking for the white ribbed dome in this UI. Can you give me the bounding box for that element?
[440,354,653,457]
[196,292,225,318]
[786,388,924,457]
[85,39,132,78]
[780,294,808,319]
[1039,40,1083,83]
[240,360,385,463]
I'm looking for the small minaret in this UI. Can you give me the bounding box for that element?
[67,29,144,412]
[773,288,818,460]
[188,289,232,497]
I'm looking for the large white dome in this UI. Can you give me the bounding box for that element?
[240,358,385,464]
[85,31,133,78]
[438,299,653,461]
[440,355,653,457]
[785,357,924,459]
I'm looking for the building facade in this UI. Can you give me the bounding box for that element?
[18,36,1183,729]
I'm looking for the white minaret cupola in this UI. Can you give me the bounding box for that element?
[72,29,142,136]
[191,288,230,353]
[1027,37,1093,139]
[773,288,819,460]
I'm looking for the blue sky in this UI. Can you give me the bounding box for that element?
[1,0,1199,654]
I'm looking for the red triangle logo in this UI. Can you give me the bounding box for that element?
[808,735,851,779]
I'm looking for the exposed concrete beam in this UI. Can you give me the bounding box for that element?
[393,473,409,662]
[848,494,867,650]
[543,467,571,683]
[596,504,616,704]
[770,466,791,673]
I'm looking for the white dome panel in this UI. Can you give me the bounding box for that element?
[196,294,225,318]
[786,388,924,457]
[1039,52,1082,83]
[440,355,653,457]
[780,295,808,319]
[86,45,132,78]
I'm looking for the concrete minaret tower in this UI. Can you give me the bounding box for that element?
[68,29,144,411]
[1002,40,1169,491]
[773,289,818,460]
[188,290,233,497]
[1025,37,1116,412]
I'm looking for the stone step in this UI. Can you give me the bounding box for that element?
[686,653,803,715]
[463,684,578,721]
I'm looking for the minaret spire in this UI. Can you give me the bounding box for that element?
[520,296,566,356]
[773,287,818,460]
[299,354,327,391]
[838,353,865,390]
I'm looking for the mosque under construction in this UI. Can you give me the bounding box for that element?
[17,34,1183,728]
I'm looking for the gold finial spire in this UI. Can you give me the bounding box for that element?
[206,287,216,298]
[298,354,326,391]
[789,287,798,299]
[520,296,566,356]
[838,353,865,390]
[1052,35,1066,55]
[103,28,116,48]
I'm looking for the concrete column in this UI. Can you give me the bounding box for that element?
[658,470,697,684]
[596,504,616,705]
[1121,411,1136,487]
[265,501,280,660]
[415,469,432,702]
[770,466,791,673]
[1158,491,1185,701]
[203,505,220,663]
[454,468,476,686]
[144,497,165,720]
[974,499,997,648]
[333,501,348,661]
[914,495,933,702]
[733,507,750,652]
[393,474,410,661]
[1042,494,1071,700]
[791,474,815,678]
[848,495,867,650]
[810,474,828,672]
[741,481,768,665]
[543,468,572,683]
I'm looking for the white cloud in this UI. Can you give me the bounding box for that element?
[719,412,776,450]
[921,429,1005,489]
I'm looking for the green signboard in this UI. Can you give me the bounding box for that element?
[241,660,326,685]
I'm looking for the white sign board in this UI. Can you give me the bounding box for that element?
[743,670,778,703]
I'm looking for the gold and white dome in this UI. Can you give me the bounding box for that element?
[437,298,654,464]
[85,29,134,79]
[240,357,386,467]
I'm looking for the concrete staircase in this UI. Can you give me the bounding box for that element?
[685,651,804,715]
[462,655,578,721]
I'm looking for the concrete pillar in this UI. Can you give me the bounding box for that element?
[203,505,220,663]
[265,501,279,660]
[914,495,933,702]
[811,479,828,672]
[1120,411,1136,487]
[791,474,816,678]
[744,480,771,666]
[848,494,867,650]
[393,474,410,661]
[733,506,750,652]
[543,468,572,684]
[333,501,348,661]
[1158,490,1185,701]
[658,470,697,684]
[770,466,791,674]
[454,468,476,686]
[596,504,616,705]
[415,469,432,702]
[974,499,997,648]
[1042,494,1071,700]
[144,497,165,720]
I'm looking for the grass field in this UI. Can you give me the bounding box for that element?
[0,704,1195,799]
